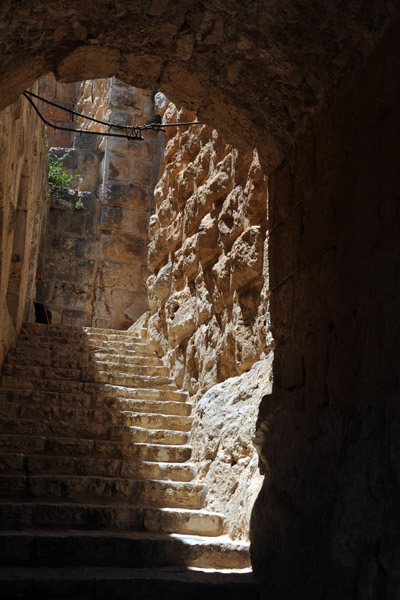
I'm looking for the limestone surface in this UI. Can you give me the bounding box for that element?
[191,357,273,541]
[147,103,272,398]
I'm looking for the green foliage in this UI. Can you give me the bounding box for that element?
[74,197,85,211]
[48,152,78,191]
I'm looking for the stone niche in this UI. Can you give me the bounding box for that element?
[38,77,164,329]
[0,81,48,366]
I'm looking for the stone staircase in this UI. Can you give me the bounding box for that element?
[0,323,259,599]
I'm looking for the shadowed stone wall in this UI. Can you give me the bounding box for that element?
[251,22,400,600]
[0,81,48,366]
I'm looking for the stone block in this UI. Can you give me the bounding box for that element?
[134,210,150,236]
[103,232,147,263]
[101,261,141,290]
[103,183,148,209]
[45,99,73,122]
[109,137,152,159]
[74,132,100,151]
[100,205,122,229]
[108,156,131,182]
[61,308,90,326]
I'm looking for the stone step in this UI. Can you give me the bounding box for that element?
[22,323,141,337]
[4,355,168,379]
[0,418,189,445]
[16,335,149,354]
[0,435,192,462]
[0,502,224,536]
[0,475,207,509]
[0,566,258,600]
[12,342,157,360]
[0,531,250,570]
[0,389,192,415]
[1,402,193,430]
[8,351,164,369]
[21,324,141,342]
[2,365,173,388]
[0,453,197,482]
[1,374,178,394]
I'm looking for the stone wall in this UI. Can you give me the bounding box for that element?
[145,103,272,540]
[40,75,80,148]
[147,104,272,397]
[251,22,400,600]
[0,81,48,366]
[39,78,162,328]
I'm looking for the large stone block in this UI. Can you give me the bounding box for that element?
[103,233,147,263]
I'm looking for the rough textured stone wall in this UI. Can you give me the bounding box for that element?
[39,78,162,328]
[147,104,271,396]
[146,104,272,539]
[0,81,48,366]
[251,23,400,600]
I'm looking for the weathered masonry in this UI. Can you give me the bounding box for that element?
[0,2,400,599]
[37,76,163,329]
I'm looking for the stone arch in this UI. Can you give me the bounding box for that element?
[0,2,398,171]
[1,3,400,598]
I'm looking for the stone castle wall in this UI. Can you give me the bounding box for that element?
[0,81,48,366]
[39,78,163,328]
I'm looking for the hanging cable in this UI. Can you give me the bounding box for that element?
[23,90,201,141]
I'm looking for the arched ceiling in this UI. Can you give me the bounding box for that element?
[0,0,398,171]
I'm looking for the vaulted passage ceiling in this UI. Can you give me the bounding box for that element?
[0,0,399,170]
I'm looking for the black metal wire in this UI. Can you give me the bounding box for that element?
[23,89,201,141]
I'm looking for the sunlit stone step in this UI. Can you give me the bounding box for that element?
[0,502,224,536]
[2,402,193,430]
[1,374,178,393]
[0,453,197,482]
[0,390,192,416]
[0,475,207,509]
[0,530,250,569]
[0,419,189,445]
[0,435,192,462]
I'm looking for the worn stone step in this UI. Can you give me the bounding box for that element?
[6,355,168,376]
[1,375,178,394]
[0,566,258,599]
[3,364,173,387]
[0,435,192,462]
[0,389,192,416]
[8,351,164,369]
[0,453,196,481]
[0,388,192,416]
[3,402,193,430]
[0,418,189,445]
[0,475,207,509]
[21,324,141,342]
[16,335,149,354]
[12,342,158,361]
[0,530,250,570]
[0,502,224,536]
[22,323,141,337]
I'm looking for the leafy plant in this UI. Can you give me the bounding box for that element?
[74,196,85,211]
[48,152,78,191]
